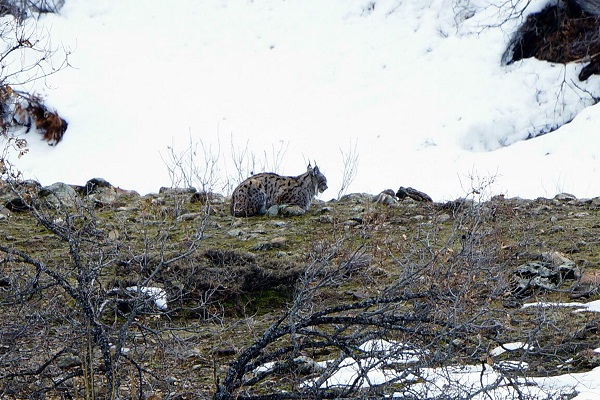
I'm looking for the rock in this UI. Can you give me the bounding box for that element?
[349,215,363,224]
[514,253,581,296]
[396,186,433,202]
[87,187,118,206]
[343,253,372,272]
[191,191,225,204]
[554,193,577,202]
[159,187,196,195]
[344,219,360,227]
[213,347,236,356]
[266,205,282,217]
[264,204,307,217]
[372,189,398,205]
[338,193,372,203]
[436,213,451,223]
[573,212,590,218]
[79,178,135,207]
[39,182,80,208]
[4,198,30,212]
[540,251,572,266]
[227,228,245,237]
[83,177,112,195]
[573,349,600,369]
[292,356,324,375]
[319,214,333,223]
[57,355,82,369]
[280,205,306,217]
[0,207,9,220]
[177,212,204,221]
[252,237,287,251]
[1,180,42,212]
[257,356,324,377]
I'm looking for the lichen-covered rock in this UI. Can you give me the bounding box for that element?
[39,182,80,208]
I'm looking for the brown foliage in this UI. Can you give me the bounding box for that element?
[1,86,68,145]
[16,100,68,145]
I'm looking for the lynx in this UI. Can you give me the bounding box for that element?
[230,164,328,217]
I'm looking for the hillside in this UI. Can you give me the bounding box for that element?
[3,0,600,200]
[1,177,600,398]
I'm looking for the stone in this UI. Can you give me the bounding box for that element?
[574,349,600,369]
[227,229,245,237]
[83,177,112,195]
[396,186,433,202]
[4,198,30,212]
[514,253,581,296]
[436,213,451,223]
[319,214,333,223]
[338,193,372,203]
[39,182,80,208]
[87,187,118,206]
[191,191,225,204]
[280,205,306,217]
[266,205,282,217]
[252,237,287,251]
[554,193,577,202]
[372,189,398,205]
[57,355,82,369]
[159,187,196,195]
[177,212,204,221]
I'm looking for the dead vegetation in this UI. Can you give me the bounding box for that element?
[0,178,599,399]
[503,1,600,80]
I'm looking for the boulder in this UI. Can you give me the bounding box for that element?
[83,177,112,195]
[513,252,581,296]
[39,182,80,208]
[396,186,433,202]
[372,189,398,205]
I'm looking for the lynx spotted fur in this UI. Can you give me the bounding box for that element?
[230,164,328,217]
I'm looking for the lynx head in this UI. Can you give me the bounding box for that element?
[307,163,328,193]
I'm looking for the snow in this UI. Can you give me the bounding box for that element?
[302,338,600,399]
[298,303,600,397]
[489,341,533,356]
[126,286,168,310]
[2,0,600,201]
[523,299,600,313]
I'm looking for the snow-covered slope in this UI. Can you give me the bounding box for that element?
[4,0,600,200]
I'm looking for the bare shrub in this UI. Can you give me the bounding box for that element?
[228,138,289,195]
[0,174,206,399]
[162,135,222,193]
[0,0,65,20]
[0,4,70,152]
[337,139,359,200]
[212,176,567,399]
